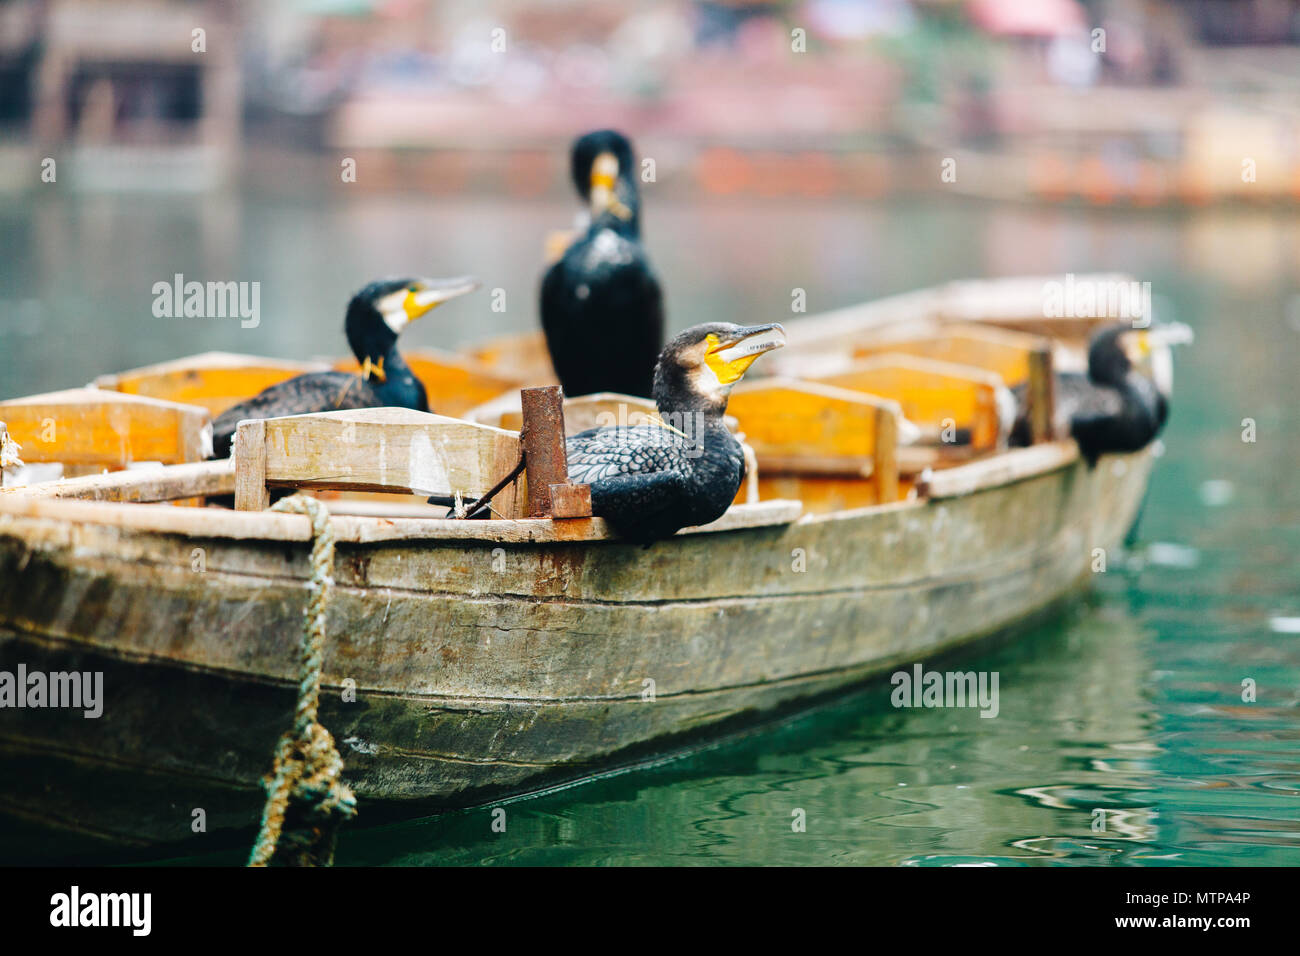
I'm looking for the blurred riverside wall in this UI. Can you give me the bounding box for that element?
[2,0,1300,205]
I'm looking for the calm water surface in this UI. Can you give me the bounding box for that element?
[1,192,1296,865]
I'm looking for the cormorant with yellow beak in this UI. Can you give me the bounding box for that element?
[1010,320,1193,464]
[541,129,664,399]
[566,322,785,542]
[210,276,478,458]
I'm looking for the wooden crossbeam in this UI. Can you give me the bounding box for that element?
[233,407,524,515]
[1,459,235,502]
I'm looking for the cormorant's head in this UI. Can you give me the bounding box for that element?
[570,129,639,231]
[652,322,786,414]
[345,275,479,371]
[1089,321,1194,394]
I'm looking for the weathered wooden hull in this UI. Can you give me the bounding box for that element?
[0,444,1152,856]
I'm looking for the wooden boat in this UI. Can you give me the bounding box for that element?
[0,276,1165,858]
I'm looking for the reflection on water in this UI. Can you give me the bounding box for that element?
[3,191,1297,866]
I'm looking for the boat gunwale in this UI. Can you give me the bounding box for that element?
[0,441,1085,545]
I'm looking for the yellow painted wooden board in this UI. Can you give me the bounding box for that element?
[0,388,211,467]
[333,348,526,419]
[756,474,884,514]
[813,354,1004,451]
[95,351,328,416]
[250,407,524,515]
[728,379,898,468]
[853,324,1050,385]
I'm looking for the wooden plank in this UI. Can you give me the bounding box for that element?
[246,407,522,506]
[0,388,211,468]
[233,419,269,511]
[925,442,1078,499]
[812,354,1005,451]
[727,378,901,476]
[0,494,804,545]
[94,351,328,416]
[852,324,1051,386]
[333,348,526,419]
[0,459,235,502]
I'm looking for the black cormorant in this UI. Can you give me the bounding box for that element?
[565,322,785,542]
[1010,321,1193,464]
[540,129,664,399]
[210,276,478,458]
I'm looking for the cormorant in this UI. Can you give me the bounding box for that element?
[1010,321,1193,464]
[565,322,785,542]
[210,276,478,458]
[540,129,664,399]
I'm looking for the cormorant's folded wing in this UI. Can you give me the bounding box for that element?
[565,425,685,483]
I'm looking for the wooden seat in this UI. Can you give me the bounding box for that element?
[727,378,901,504]
[95,352,328,416]
[232,407,526,515]
[333,348,527,419]
[851,324,1055,444]
[812,354,1006,455]
[0,388,211,470]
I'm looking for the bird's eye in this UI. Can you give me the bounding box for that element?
[407,285,419,293]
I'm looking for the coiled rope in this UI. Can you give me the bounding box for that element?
[248,494,357,867]
[0,423,22,484]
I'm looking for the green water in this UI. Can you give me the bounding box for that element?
[2,193,1297,865]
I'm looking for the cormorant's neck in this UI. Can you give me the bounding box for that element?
[365,343,428,411]
[591,177,641,238]
[1087,328,1132,387]
[651,363,727,421]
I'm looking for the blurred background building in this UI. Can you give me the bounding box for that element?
[2,0,1300,203]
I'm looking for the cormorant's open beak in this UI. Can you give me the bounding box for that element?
[705,323,787,385]
[402,276,480,321]
[589,151,632,221]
